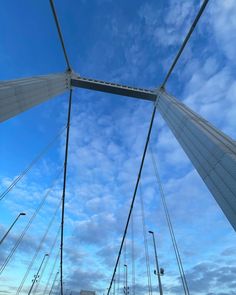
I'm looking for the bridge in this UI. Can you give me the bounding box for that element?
[0,0,235,294]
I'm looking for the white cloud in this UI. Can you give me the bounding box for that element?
[207,0,236,63]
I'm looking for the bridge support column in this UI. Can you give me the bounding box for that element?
[157,89,236,231]
[0,72,70,122]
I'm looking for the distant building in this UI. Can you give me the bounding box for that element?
[80,290,96,295]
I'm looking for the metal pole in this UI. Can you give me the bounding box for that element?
[49,271,59,295]
[124,264,128,295]
[148,231,163,295]
[28,253,49,295]
[0,213,26,245]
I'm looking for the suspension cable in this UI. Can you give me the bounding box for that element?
[107,0,210,291]
[161,0,209,88]
[33,226,61,295]
[149,147,190,294]
[107,104,157,295]
[0,126,66,201]
[49,269,60,295]
[139,185,153,295]
[16,200,61,295]
[49,0,71,70]
[0,169,62,277]
[60,88,73,295]
[43,249,60,295]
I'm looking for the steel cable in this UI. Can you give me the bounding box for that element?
[49,0,71,70]
[49,269,60,295]
[107,105,157,295]
[60,88,73,295]
[42,249,60,295]
[16,200,61,295]
[149,147,190,294]
[0,169,62,276]
[32,226,61,295]
[161,0,209,87]
[107,1,210,292]
[0,126,66,201]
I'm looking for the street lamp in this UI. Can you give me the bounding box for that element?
[148,230,163,295]
[28,253,49,295]
[123,264,129,295]
[0,212,26,245]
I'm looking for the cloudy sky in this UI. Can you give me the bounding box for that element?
[0,0,236,294]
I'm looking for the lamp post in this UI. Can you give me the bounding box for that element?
[0,212,26,245]
[124,264,129,295]
[28,253,49,295]
[148,231,163,295]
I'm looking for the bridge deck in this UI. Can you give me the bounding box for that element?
[71,76,157,102]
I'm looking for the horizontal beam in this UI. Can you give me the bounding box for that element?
[71,76,157,101]
[0,72,70,122]
[157,89,236,231]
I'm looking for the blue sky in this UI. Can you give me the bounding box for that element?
[0,0,236,294]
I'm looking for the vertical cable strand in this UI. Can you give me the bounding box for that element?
[60,89,73,295]
[107,105,157,295]
[149,147,190,294]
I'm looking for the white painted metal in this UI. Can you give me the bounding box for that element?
[156,89,236,231]
[0,72,70,122]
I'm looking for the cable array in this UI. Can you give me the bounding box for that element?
[43,249,60,295]
[0,0,211,293]
[0,126,66,201]
[32,226,61,295]
[149,147,190,294]
[16,199,61,295]
[107,1,210,293]
[107,105,157,295]
[0,170,62,276]
[49,269,60,295]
